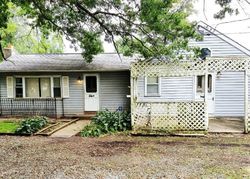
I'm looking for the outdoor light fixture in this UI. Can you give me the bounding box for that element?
[77,76,83,83]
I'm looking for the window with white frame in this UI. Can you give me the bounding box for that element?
[13,77,62,98]
[145,77,160,96]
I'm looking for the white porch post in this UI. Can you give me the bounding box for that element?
[244,70,248,133]
[204,72,209,130]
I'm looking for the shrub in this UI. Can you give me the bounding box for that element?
[81,110,131,137]
[15,116,48,135]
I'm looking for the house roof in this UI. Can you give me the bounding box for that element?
[0,53,134,72]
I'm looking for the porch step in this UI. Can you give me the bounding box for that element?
[84,111,97,115]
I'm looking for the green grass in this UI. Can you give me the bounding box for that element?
[0,121,20,133]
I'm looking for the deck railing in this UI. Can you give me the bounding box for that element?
[132,101,207,131]
[0,98,63,118]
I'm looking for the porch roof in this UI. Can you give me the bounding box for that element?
[0,53,134,72]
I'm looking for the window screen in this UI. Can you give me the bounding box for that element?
[86,76,97,93]
[53,77,61,98]
[15,78,23,98]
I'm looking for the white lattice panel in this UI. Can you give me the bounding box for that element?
[132,102,207,131]
[131,58,250,77]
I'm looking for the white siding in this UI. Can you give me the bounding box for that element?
[214,72,244,117]
[137,76,194,102]
[189,30,248,57]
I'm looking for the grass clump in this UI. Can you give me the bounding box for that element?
[81,110,131,137]
[0,121,20,133]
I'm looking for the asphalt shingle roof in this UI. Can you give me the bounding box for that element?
[0,53,134,72]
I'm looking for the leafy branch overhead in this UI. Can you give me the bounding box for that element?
[0,0,200,62]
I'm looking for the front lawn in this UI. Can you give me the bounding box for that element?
[0,121,20,133]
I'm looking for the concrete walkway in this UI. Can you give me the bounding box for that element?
[50,120,90,138]
[208,118,244,133]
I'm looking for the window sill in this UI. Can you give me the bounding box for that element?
[144,94,161,97]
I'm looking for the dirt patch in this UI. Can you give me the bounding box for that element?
[89,140,137,157]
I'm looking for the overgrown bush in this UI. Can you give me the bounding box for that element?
[15,116,48,135]
[81,110,131,137]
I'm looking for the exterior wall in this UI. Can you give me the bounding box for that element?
[214,71,244,117]
[137,76,194,102]
[99,71,130,111]
[137,72,246,117]
[0,71,130,117]
[189,31,247,57]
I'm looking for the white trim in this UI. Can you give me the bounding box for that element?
[144,76,161,97]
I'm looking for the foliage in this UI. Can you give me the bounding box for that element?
[0,0,202,62]
[214,0,240,19]
[0,3,64,55]
[0,121,20,133]
[81,110,131,137]
[15,116,48,135]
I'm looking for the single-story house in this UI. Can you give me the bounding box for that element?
[0,53,133,117]
[0,22,249,133]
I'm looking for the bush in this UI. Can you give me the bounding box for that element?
[81,110,131,137]
[15,116,48,135]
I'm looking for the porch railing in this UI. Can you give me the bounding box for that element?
[0,98,63,118]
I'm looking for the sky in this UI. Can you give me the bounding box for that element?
[64,0,250,53]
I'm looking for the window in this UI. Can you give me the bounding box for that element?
[196,75,205,93]
[86,76,97,93]
[15,78,23,98]
[53,77,61,98]
[196,75,212,93]
[26,78,51,98]
[145,77,160,96]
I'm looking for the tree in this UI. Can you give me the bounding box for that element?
[0,2,63,55]
[0,0,200,62]
[214,0,250,19]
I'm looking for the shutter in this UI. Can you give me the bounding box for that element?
[6,76,14,98]
[62,76,69,98]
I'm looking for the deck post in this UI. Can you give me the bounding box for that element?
[204,71,209,130]
[244,70,248,133]
[130,76,135,127]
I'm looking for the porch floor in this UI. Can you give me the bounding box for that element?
[208,118,244,133]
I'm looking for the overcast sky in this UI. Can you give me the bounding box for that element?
[64,0,250,53]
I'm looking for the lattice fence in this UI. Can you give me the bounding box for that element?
[133,102,207,131]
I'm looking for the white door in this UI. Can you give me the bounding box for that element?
[195,73,215,115]
[84,74,99,111]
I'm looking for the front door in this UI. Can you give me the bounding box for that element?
[84,74,99,111]
[195,73,215,115]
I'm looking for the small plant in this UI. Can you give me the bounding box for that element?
[81,110,131,137]
[15,116,48,135]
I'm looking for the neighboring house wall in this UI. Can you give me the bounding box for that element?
[189,28,248,57]
[0,71,130,117]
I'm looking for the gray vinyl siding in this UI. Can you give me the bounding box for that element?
[100,71,130,111]
[137,76,194,101]
[214,72,244,117]
[0,71,130,117]
[189,32,247,57]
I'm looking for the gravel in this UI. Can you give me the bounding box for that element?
[0,134,250,178]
